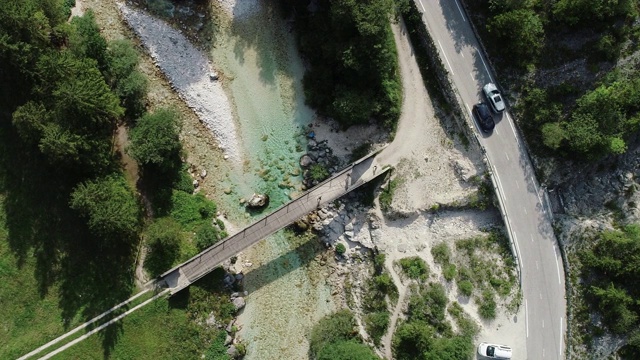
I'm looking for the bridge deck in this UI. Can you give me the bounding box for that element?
[159,151,388,294]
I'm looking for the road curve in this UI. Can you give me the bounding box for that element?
[415,0,566,358]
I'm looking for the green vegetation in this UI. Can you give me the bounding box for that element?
[0,1,227,357]
[54,269,235,360]
[392,282,477,360]
[362,252,397,345]
[379,176,399,212]
[397,256,429,281]
[195,223,227,252]
[128,108,182,172]
[465,0,640,160]
[579,225,640,344]
[282,0,402,130]
[451,232,517,319]
[309,310,379,360]
[431,242,451,265]
[70,174,142,243]
[309,163,330,182]
[335,243,347,255]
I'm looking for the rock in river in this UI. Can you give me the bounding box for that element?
[246,193,269,209]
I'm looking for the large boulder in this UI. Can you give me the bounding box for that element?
[232,297,246,311]
[246,193,269,209]
[300,154,314,167]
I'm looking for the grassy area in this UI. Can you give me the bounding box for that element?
[52,269,235,359]
[453,231,518,319]
[362,253,397,345]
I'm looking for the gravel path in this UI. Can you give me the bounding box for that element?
[117,2,242,162]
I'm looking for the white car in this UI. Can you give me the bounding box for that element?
[478,342,512,359]
[482,83,505,113]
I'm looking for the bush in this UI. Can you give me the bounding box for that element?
[398,256,429,280]
[195,223,223,251]
[309,310,359,357]
[458,280,473,297]
[316,340,379,360]
[443,264,457,282]
[364,311,389,345]
[335,243,347,255]
[170,191,216,230]
[373,253,386,274]
[478,288,497,319]
[310,163,330,182]
[431,242,451,265]
[379,177,399,211]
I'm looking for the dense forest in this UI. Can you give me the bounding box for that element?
[0,0,226,330]
[280,0,402,131]
[466,0,640,159]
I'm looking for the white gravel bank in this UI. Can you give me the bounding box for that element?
[117,2,242,162]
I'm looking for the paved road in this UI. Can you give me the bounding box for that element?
[161,152,387,294]
[416,0,566,358]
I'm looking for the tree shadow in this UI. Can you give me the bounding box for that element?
[0,122,137,358]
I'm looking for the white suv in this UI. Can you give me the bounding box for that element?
[478,342,512,359]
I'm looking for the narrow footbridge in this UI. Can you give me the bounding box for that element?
[160,150,388,294]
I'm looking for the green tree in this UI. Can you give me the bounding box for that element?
[317,340,379,360]
[12,51,124,173]
[69,10,108,72]
[392,320,434,359]
[106,39,148,119]
[487,9,544,65]
[309,310,359,357]
[70,174,141,241]
[128,108,182,171]
[553,0,637,26]
[144,217,183,276]
[541,122,567,150]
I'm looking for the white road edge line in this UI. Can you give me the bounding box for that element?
[438,40,455,75]
[513,233,523,269]
[525,299,529,338]
[507,113,518,142]
[478,53,493,82]
[554,245,562,284]
[524,207,527,215]
[38,289,170,360]
[19,288,151,360]
[516,180,519,189]
[531,234,534,242]
[453,0,466,21]
[418,0,425,12]
[495,127,499,135]
[505,152,509,161]
[531,176,539,194]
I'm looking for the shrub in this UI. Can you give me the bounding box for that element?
[398,256,429,280]
[316,340,378,360]
[309,310,359,357]
[443,264,457,282]
[431,242,451,265]
[478,289,497,319]
[170,191,216,230]
[364,311,389,345]
[310,163,330,182]
[458,280,473,297]
[335,243,347,255]
[195,223,223,251]
[373,253,386,274]
[379,177,399,211]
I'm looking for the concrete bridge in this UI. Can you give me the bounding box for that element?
[159,150,389,294]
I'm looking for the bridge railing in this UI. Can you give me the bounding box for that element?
[158,147,388,291]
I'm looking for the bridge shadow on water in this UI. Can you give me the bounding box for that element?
[239,229,326,294]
